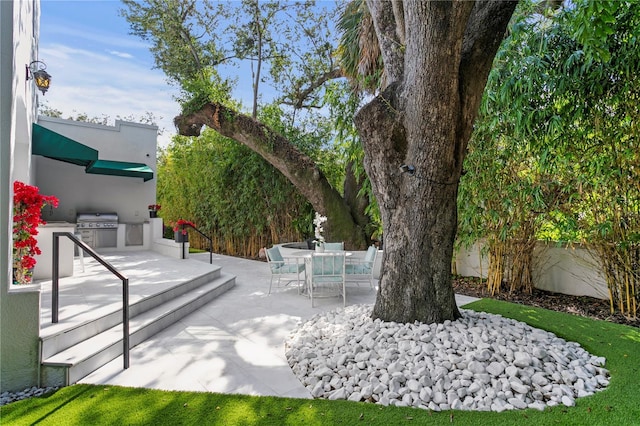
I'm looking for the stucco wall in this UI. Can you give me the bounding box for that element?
[35,116,158,224]
[1,0,43,394]
[455,241,609,300]
[534,243,609,299]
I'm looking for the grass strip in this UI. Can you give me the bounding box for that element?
[2,299,639,425]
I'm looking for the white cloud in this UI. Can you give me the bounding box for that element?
[108,50,134,59]
[39,43,179,148]
[42,22,151,51]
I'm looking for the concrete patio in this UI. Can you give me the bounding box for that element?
[39,250,478,398]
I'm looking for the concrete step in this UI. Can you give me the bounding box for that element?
[40,272,235,387]
[40,267,222,359]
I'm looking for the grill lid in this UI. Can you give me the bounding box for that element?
[76,212,118,228]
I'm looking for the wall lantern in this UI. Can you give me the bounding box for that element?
[26,61,52,95]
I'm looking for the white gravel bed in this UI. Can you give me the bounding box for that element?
[285,305,609,412]
[1,386,59,406]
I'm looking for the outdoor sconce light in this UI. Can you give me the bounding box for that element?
[399,164,416,176]
[26,61,52,95]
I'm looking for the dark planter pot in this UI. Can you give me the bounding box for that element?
[149,210,158,218]
[174,230,188,243]
[306,238,315,250]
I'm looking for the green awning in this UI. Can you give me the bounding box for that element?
[86,160,154,182]
[32,123,98,166]
[32,123,154,181]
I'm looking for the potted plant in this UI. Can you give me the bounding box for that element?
[312,212,327,252]
[173,219,195,243]
[148,204,161,218]
[12,181,59,284]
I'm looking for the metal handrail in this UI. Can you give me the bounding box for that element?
[180,224,213,264]
[52,232,130,369]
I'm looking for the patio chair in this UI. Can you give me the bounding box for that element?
[345,245,378,289]
[265,246,306,294]
[323,242,344,252]
[309,252,346,307]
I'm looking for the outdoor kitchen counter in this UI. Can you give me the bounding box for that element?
[33,221,76,281]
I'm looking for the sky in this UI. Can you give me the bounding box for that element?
[39,0,179,148]
[38,0,338,149]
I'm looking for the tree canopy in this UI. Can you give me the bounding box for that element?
[125,0,638,322]
[123,0,373,249]
[458,0,640,317]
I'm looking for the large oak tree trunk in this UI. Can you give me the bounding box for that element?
[356,1,517,323]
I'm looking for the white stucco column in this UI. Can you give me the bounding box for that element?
[1,0,44,393]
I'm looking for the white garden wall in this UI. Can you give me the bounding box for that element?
[455,241,609,300]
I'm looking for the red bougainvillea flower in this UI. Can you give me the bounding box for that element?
[12,181,59,284]
[173,219,196,235]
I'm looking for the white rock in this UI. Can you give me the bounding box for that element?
[529,401,547,411]
[596,375,609,386]
[407,379,421,393]
[373,381,387,393]
[354,351,371,362]
[336,353,348,366]
[561,370,577,384]
[508,397,528,409]
[514,352,533,368]
[456,387,467,399]
[531,372,549,386]
[593,356,606,367]
[468,382,482,394]
[510,382,529,395]
[311,381,324,397]
[419,387,432,403]
[487,362,505,377]
[468,361,486,374]
[561,395,576,407]
[475,373,491,385]
[361,384,373,399]
[348,392,362,402]
[532,347,547,359]
[577,389,591,398]
[402,393,413,406]
[433,391,446,404]
[505,365,519,377]
[313,366,333,378]
[285,306,610,413]
[451,398,462,410]
[474,350,492,362]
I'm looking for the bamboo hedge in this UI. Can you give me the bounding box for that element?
[458,0,640,319]
[157,128,314,259]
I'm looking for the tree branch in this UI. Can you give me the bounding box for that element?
[175,103,338,212]
[287,68,344,109]
[366,0,404,87]
[354,82,405,210]
[459,1,518,137]
[453,1,517,174]
[391,0,405,44]
[174,103,368,247]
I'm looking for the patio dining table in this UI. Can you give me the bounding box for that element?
[289,250,351,296]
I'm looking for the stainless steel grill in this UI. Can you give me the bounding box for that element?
[76,212,118,229]
[77,212,118,248]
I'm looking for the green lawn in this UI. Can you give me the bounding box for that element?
[2,299,639,425]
